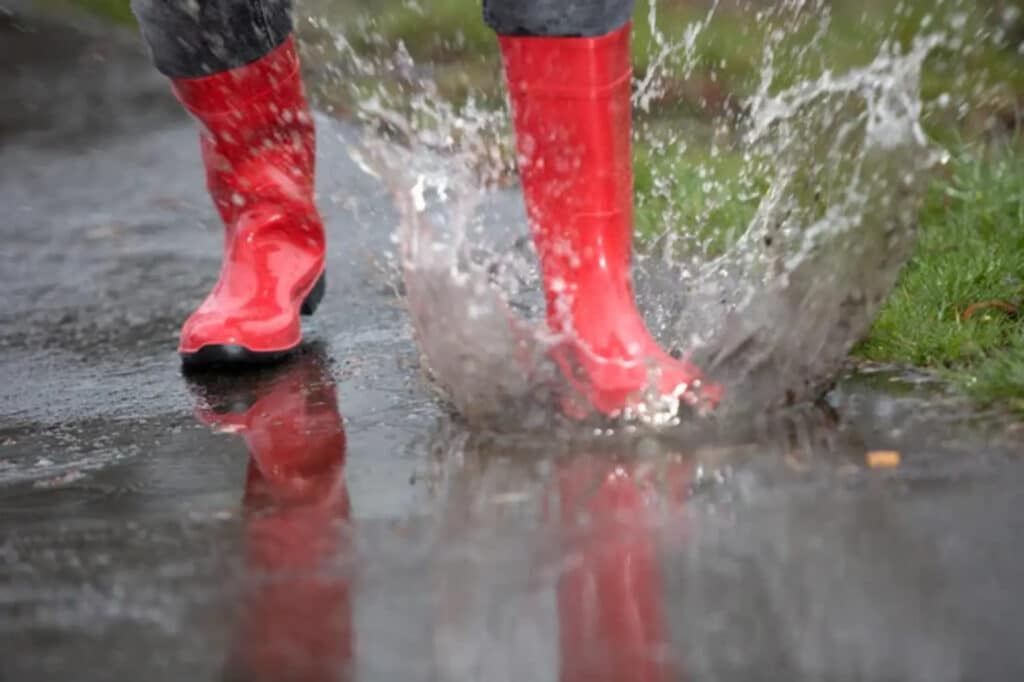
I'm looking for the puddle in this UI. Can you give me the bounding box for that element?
[2,6,1023,681]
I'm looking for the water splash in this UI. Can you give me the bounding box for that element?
[689,33,943,413]
[303,1,988,429]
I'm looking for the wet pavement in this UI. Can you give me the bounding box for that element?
[3,8,1024,681]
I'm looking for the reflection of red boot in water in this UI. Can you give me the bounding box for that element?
[192,353,352,682]
[498,25,721,416]
[173,37,327,368]
[558,456,693,682]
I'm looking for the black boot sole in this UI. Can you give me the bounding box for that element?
[300,273,326,316]
[181,272,326,371]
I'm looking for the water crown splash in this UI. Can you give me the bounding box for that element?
[309,0,967,428]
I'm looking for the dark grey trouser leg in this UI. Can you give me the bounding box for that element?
[132,0,293,78]
[482,0,634,37]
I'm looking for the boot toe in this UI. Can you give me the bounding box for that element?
[557,341,720,417]
[179,309,303,362]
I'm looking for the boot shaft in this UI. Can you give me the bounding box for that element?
[499,25,634,223]
[499,25,636,329]
[172,36,317,228]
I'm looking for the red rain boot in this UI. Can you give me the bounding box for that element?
[557,458,681,682]
[172,36,326,367]
[192,353,353,680]
[499,25,721,416]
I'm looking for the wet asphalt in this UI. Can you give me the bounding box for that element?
[3,8,1024,682]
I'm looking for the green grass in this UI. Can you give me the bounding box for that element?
[855,142,1024,410]
[633,140,765,255]
[50,0,135,24]
[345,0,496,62]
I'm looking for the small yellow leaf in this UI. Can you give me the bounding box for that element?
[867,450,901,469]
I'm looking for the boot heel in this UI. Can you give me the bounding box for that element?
[301,273,326,316]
